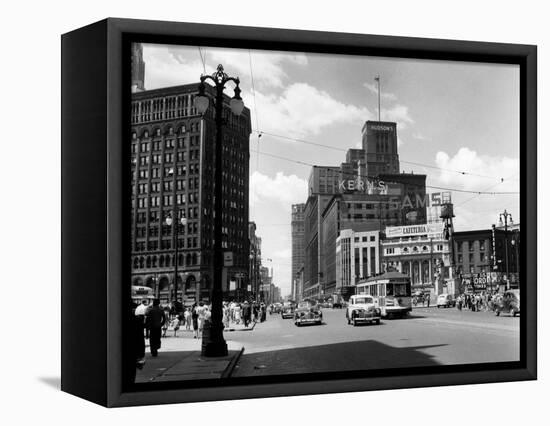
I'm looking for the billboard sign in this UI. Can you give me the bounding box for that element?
[385,223,444,238]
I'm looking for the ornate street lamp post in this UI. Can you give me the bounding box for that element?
[165,213,188,303]
[499,210,513,290]
[195,64,244,357]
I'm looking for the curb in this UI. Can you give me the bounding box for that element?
[220,347,244,379]
[224,320,258,332]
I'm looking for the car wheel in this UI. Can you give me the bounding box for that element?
[495,311,500,316]
[353,318,357,327]
[512,310,516,317]
[375,319,380,325]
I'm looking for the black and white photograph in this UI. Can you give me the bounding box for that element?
[4,0,548,422]
[128,42,521,384]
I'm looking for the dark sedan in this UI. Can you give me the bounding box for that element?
[294,301,323,326]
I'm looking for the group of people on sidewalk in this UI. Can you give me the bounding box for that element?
[132,298,267,369]
[222,300,267,329]
[455,291,498,312]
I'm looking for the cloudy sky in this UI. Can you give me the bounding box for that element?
[140,43,520,296]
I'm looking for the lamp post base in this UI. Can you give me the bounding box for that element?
[201,320,228,357]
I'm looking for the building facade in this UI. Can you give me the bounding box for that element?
[453,226,520,292]
[308,165,341,195]
[381,223,452,297]
[362,121,400,176]
[336,229,381,296]
[248,222,262,301]
[130,78,252,304]
[291,203,306,301]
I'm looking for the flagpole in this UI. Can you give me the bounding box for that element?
[375,75,381,122]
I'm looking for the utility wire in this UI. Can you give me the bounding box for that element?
[455,173,519,207]
[248,50,262,220]
[254,150,519,195]
[197,46,206,73]
[252,130,506,181]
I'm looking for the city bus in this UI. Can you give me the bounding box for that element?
[355,271,412,318]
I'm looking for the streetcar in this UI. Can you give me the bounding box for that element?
[355,271,412,318]
[131,285,155,304]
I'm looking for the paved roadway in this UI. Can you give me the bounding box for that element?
[229,306,520,377]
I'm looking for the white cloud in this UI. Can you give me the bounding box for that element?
[434,147,519,192]
[256,83,372,138]
[413,133,430,141]
[382,104,414,128]
[143,44,205,90]
[250,171,308,207]
[363,82,397,101]
[161,45,307,90]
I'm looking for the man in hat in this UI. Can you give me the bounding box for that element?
[242,301,252,328]
[145,299,166,357]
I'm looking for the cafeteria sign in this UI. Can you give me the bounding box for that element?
[386,223,443,238]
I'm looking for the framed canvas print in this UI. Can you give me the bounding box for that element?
[61,18,537,407]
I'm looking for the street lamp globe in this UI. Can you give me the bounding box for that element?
[165,216,173,226]
[230,86,244,116]
[180,217,188,226]
[194,94,209,114]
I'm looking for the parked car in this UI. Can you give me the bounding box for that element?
[294,300,323,326]
[346,295,381,326]
[494,290,520,317]
[437,293,456,308]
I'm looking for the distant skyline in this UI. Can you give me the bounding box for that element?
[140,43,520,296]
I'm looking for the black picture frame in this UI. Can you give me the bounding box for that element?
[61,18,537,407]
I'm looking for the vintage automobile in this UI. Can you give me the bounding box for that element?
[494,290,520,317]
[281,303,295,319]
[436,293,456,308]
[346,295,381,326]
[294,300,323,326]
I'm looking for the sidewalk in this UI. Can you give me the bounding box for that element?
[135,347,243,383]
[134,320,260,383]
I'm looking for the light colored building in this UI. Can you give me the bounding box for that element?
[381,222,452,296]
[336,229,381,297]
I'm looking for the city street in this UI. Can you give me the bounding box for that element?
[229,307,519,377]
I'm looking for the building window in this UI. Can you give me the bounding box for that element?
[469,253,474,263]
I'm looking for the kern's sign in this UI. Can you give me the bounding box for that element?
[338,178,388,194]
[385,223,444,238]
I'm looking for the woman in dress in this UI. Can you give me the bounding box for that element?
[234,303,242,325]
[191,304,199,338]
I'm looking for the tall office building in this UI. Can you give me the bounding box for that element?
[291,204,306,300]
[308,166,341,195]
[131,43,145,93]
[130,44,252,304]
[362,121,400,176]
